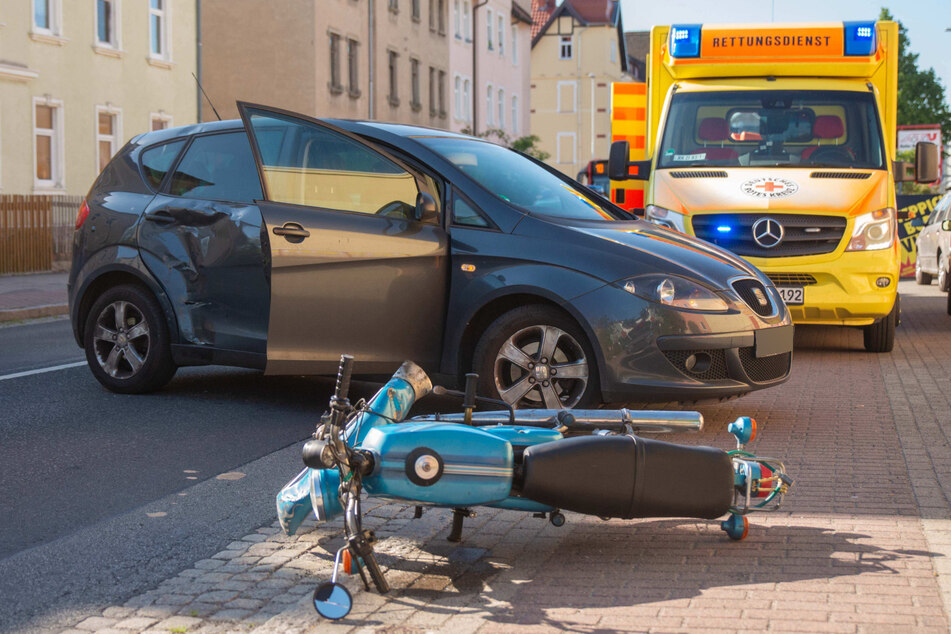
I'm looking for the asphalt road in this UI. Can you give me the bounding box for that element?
[0,317,441,631]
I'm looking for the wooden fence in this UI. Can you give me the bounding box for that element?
[0,194,84,274]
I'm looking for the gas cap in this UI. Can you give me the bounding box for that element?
[405,447,444,487]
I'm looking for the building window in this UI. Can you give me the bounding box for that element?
[512,25,518,65]
[329,33,343,93]
[389,0,398,12]
[462,0,471,40]
[437,0,445,34]
[96,0,118,47]
[438,70,446,116]
[411,59,421,110]
[486,84,493,126]
[454,75,462,119]
[463,79,471,122]
[96,107,122,173]
[497,15,504,56]
[497,88,504,129]
[348,39,360,97]
[610,39,617,64]
[453,0,461,37]
[149,0,168,58]
[33,0,62,35]
[559,35,573,60]
[511,95,519,134]
[556,132,576,164]
[412,0,420,21]
[557,81,577,113]
[388,51,399,106]
[33,98,64,190]
[486,9,493,50]
[430,67,437,116]
[151,113,172,131]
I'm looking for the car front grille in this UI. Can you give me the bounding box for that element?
[738,347,791,383]
[692,213,847,257]
[663,349,728,381]
[731,278,773,317]
[766,273,818,286]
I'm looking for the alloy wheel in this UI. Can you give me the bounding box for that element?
[493,324,589,409]
[92,300,151,379]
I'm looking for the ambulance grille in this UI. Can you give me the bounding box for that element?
[669,170,728,179]
[809,171,872,179]
[692,214,847,257]
[766,273,818,286]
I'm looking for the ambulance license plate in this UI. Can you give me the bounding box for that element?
[777,287,804,305]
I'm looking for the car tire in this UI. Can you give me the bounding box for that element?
[938,251,949,292]
[947,287,951,317]
[83,284,177,394]
[915,258,932,285]
[863,295,897,353]
[472,306,600,410]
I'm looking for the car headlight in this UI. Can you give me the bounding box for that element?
[645,205,687,233]
[846,208,895,251]
[618,274,729,312]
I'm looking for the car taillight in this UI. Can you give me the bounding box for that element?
[75,200,90,229]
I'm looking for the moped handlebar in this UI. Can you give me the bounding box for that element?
[333,354,354,404]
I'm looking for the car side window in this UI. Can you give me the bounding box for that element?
[140,140,185,190]
[246,111,420,220]
[452,191,491,228]
[167,132,263,203]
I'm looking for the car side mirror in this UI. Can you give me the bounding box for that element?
[915,141,939,183]
[415,192,438,223]
[942,220,951,232]
[608,140,651,182]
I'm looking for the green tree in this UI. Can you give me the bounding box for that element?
[880,7,951,140]
[460,127,551,161]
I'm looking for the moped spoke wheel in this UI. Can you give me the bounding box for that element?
[494,324,589,409]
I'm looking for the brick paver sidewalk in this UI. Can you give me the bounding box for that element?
[0,271,68,322]
[60,282,951,633]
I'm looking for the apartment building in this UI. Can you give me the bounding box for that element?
[0,0,197,195]
[447,0,532,138]
[530,0,628,178]
[201,0,451,128]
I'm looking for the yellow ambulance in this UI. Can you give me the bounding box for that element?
[609,21,939,351]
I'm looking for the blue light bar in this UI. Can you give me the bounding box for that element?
[843,21,877,56]
[716,225,732,233]
[669,24,702,58]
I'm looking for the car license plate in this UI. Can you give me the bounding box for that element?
[777,286,804,305]
[755,324,794,358]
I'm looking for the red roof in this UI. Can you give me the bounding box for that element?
[531,0,555,39]
[532,0,617,39]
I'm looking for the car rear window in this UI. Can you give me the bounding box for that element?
[140,140,185,190]
[167,132,263,203]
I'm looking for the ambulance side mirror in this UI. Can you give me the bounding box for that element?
[915,142,939,184]
[609,141,651,182]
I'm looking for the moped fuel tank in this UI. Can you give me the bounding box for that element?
[362,423,513,505]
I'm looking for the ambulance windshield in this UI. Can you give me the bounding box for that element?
[657,90,885,170]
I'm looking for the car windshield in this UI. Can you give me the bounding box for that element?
[418,136,622,220]
[657,90,886,170]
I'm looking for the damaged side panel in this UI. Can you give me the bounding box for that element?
[137,195,270,355]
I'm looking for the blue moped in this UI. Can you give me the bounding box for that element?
[277,356,792,620]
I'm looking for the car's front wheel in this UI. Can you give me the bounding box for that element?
[83,284,177,393]
[915,257,932,285]
[472,306,600,409]
[938,251,949,292]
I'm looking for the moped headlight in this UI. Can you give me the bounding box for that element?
[645,205,687,233]
[846,208,895,251]
[619,274,729,312]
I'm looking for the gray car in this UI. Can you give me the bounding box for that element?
[68,103,794,407]
[915,192,951,291]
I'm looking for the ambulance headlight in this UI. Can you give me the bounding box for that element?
[846,208,895,251]
[645,205,687,233]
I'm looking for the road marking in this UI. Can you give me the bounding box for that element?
[0,361,86,382]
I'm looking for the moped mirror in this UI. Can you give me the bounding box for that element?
[313,581,352,620]
[415,192,438,223]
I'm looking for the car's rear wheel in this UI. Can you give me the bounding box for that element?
[472,306,600,409]
[83,284,177,393]
[915,257,932,285]
[938,251,949,292]
[863,295,897,353]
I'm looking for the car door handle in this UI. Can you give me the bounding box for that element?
[272,223,311,239]
[144,210,176,224]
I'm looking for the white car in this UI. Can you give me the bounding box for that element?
[915,192,951,291]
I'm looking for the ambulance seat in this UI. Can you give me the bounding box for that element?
[697,118,738,163]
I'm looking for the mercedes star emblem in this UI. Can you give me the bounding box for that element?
[751,217,784,249]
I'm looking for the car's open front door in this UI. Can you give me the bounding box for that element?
[237,102,449,375]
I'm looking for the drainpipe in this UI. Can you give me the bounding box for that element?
[196,0,202,122]
[368,0,375,119]
[576,26,585,172]
[589,72,595,159]
[472,0,488,134]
